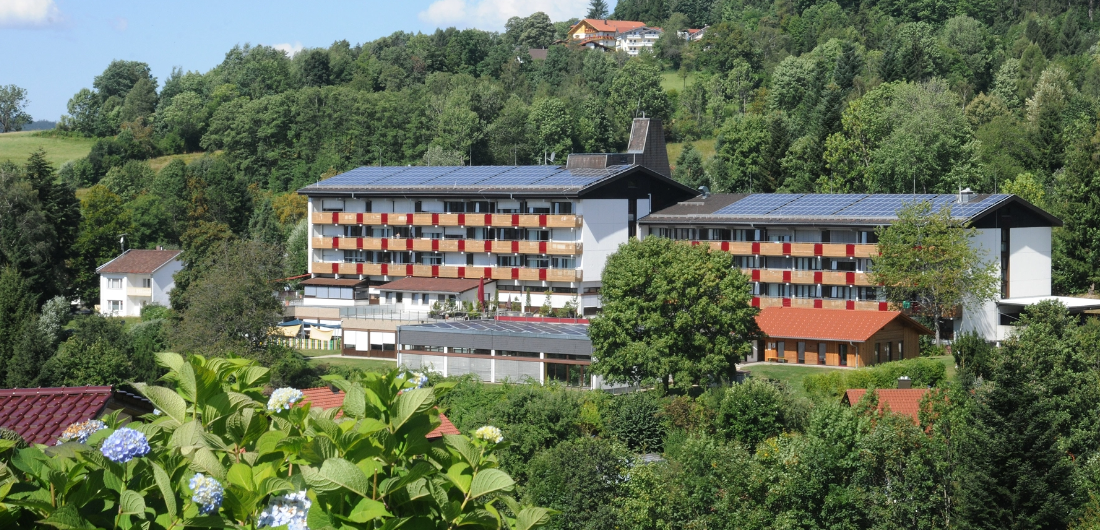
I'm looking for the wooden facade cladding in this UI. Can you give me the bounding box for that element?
[311,212,582,229]
[743,269,872,286]
[761,319,921,367]
[701,241,877,259]
[312,237,581,256]
[309,261,582,282]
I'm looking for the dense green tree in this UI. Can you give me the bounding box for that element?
[119,77,158,124]
[93,60,155,102]
[524,437,628,530]
[590,236,761,389]
[528,98,573,160]
[300,48,332,87]
[672,143,706,188]
[586,0,610,19]
[247,196,284,245]
[171,239,284,355]
[100,159,153,201]
[156,91,208,152]
[871,201,999,344]
[284,219,309,278]
[0,161,62,302]
[519,12,556,49]
[0,85,32,133]
[603,391,665,452]
[0,267,37,384]
[608,60,670,138]
[71,186,133,305]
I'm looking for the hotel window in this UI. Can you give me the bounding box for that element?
[766,257,792,269]
[672,228,696,240]
[733,229,760,242]
[527,256,550,269]
[445,201,466,213]
[344,250,368,263]
[422,230,444,240]
[552,202,572,214]
[551,257,576,269]
[656,228,673,238]
[527,229,551,241]
[526,203,551,214]
[468,201,494,213]
[493,228,522,240]
[320,199,344,212]
[829,259,857,272]
[737,256,760,269]
[768,232,792,242]
[497,255,521,267]
[420,253,443,265]
[344,225,365,238]
[372,227,393,238]
[792,284,819,298]
[392,226,412,238]
[701,228,731,241]
[142,278,151,288]
[794,257,821,270]
[108,278,122,289]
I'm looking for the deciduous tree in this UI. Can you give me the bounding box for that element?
[871,201,998,344]
[589,236,761,389]
[0,85,32,133]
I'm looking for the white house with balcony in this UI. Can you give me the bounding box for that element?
[96,249,183,316]
[616,26,663,56]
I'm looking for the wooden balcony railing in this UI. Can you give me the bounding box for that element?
[312,237,581,255]
[309,261,582,282]
[702,241,877,259]
[742,269,873,286]
[752,297,889,311]
[312,212,582,229]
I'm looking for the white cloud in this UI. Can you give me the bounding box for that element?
[0,0,62,27]
[273,41,304,57]
[113,17,128,32]
[418,0,588,31]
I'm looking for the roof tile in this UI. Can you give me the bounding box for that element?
[845,388,929,423]
[755,307,932,343]
[0,387,114,444]
[97,249,181,274]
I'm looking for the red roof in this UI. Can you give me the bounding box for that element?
[97,249,181,274]
[377,277,487,294]
[0,387,113,444]
[755,307,933,342]
[300,387,461,439]
[844,388,929,423]
[572,18,646,34]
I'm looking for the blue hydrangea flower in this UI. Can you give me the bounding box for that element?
[258,490,311,530]
[189,473,224,515]
[99,428,150,463]
[404,371,428,389]
[267,388,304,412]
[56,419,107,445]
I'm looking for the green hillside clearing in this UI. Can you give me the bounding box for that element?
[0,131,95,168]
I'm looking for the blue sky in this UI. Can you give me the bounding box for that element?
[1,0,589,121]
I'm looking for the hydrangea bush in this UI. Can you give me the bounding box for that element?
[0,353,553,529]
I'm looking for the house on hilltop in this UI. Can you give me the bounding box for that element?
[96,248,183,316]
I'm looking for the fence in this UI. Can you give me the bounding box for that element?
[272,337,343,351]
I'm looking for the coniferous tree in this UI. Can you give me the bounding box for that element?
[586,0,609,19]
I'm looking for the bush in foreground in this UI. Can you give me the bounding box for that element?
[0,353,551,529]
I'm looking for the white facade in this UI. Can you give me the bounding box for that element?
[616,27,663,56]
[98,259,182,317]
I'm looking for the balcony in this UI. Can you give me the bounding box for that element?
[126,287,152,298]
[312,212,582,229]
[742,269,872,286]
[752,297,889,311]
[703,241,877,259]
[310,261,582,283]
[312,237,581,256]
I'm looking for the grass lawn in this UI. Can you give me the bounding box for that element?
[740,363,844,400]
[661,70,698,92]
[667,138,717,164]
[147,152,208,172]
[0,131,95,168]
[308,356,396,373]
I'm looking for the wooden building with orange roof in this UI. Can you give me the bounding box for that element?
[754,307,933,367]
[299,386,461,440]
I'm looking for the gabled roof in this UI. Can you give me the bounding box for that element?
[755,307,932,343]
[641,193,1062,227]
[844,388,930,423]
[297,163,697,200]
[378,277,487,294]
[0,387,113,444]
[97,249,182,274]
[299,387,460,439]
[570,18,646,34]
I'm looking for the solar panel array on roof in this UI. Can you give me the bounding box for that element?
[304,165,637,191]
[708,194,1010,220]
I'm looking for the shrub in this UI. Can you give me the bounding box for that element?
[715,378,789,447]
[802,357,948,400]
[604,391,665,452]
[0,354,552,528]
[140,303,170,321]
[524,437,629,530]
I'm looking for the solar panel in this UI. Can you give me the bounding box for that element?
[315,167,406,187]
[769,194,865,217]
[715,194,803,215]
[949,194,1009,218]
[837,194,941,217]
[407,320,589,336]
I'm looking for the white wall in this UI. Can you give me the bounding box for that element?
[578,199,629,287]
[152,260,183,307]
[1009,226,1052,298]
[958,228,1001,341]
